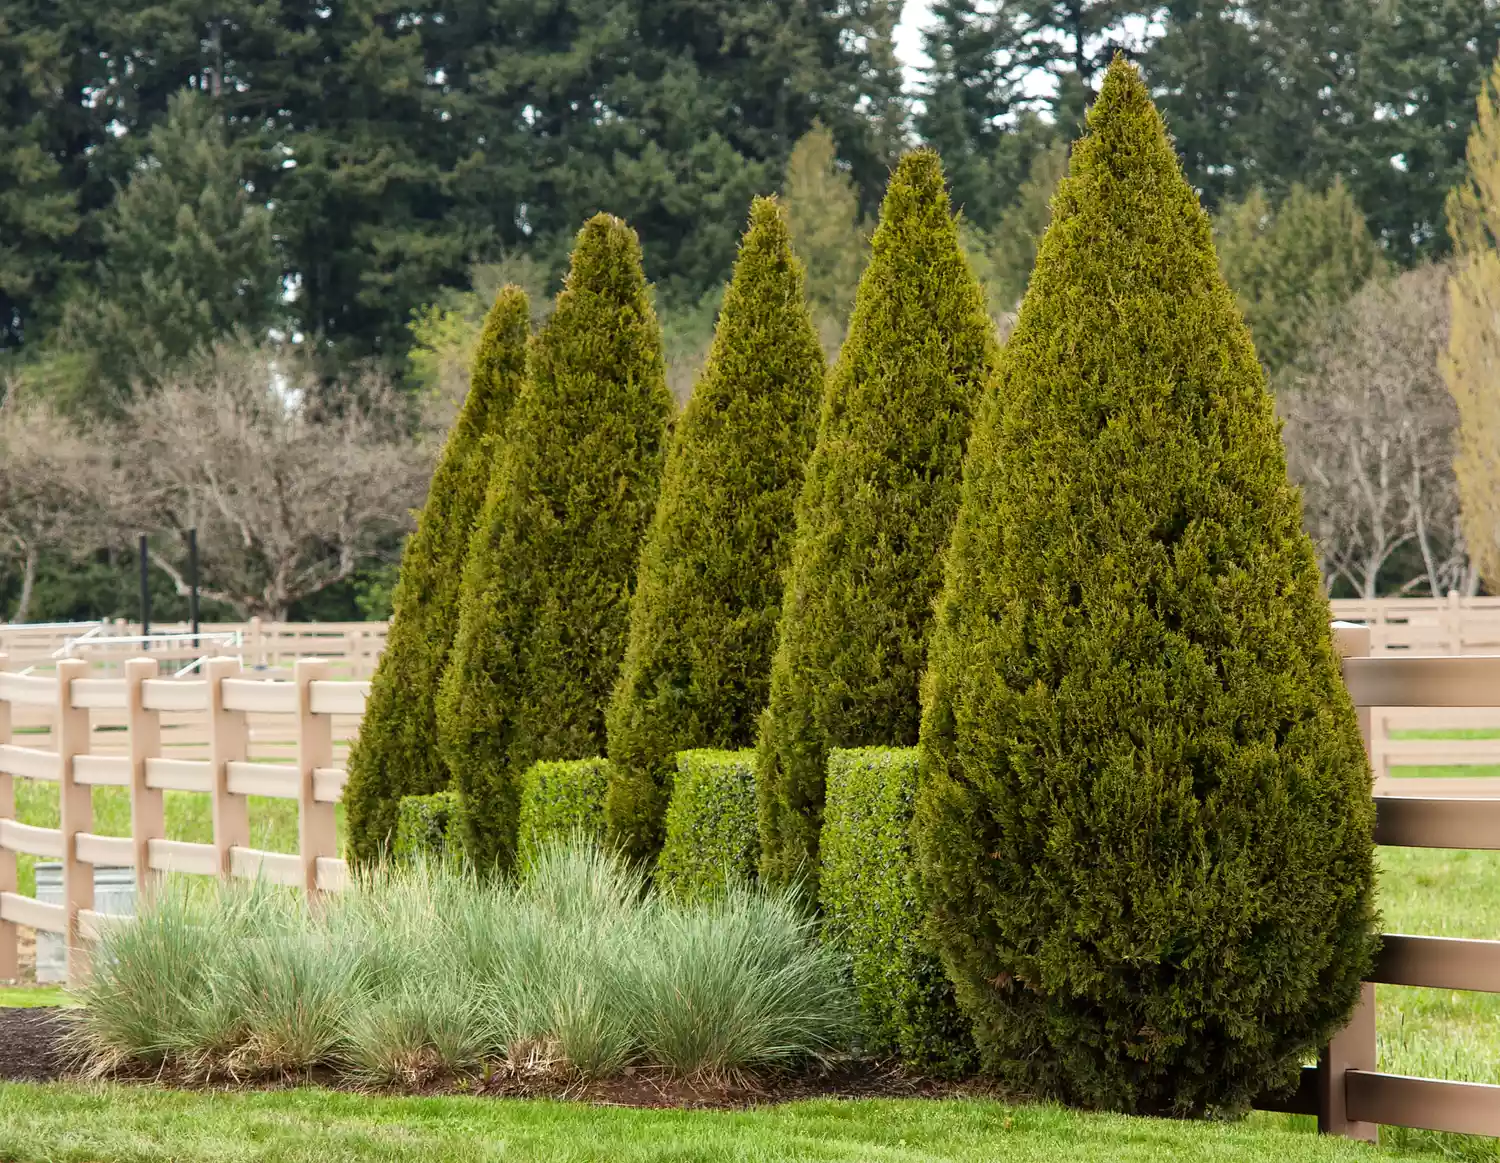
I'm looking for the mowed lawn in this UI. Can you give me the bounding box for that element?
[0,1086,1456,1163]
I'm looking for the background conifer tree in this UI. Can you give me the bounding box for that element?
[343,286,530,865]
[915,58,1377,1115]
[438,215,672,869]
[756,150,997,893]
[605,197,824,864]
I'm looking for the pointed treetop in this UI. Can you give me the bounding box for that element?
[464,284,530,426]
[562,213,650,303]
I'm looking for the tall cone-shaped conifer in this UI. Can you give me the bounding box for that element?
[437,216,672,869]
[756,151,997,892]
[343,286,529,865]
[605,197,825,864]
[915,58,1377,1115]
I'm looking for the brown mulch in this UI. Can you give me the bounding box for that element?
[0,1006,993,1108]
[0,1008,72,1083]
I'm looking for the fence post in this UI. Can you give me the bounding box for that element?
[126,657,162,895]
[1445,589,1463,655]
[295,659,336,895]
[56,657,91,984]
[1318,623,1379,1140]
[247,616,265,670]
[206,656,248,878]
[0,653,14,983]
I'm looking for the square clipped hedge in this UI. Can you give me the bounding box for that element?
[516,758,611,866]
[820,747,974,1077]
[393,791,464,864]
[656,749,758,902]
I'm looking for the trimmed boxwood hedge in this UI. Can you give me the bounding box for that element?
[516,758,612,867]
[655,750,759,902]
[820,748,974,1077]
[393,792,464,864]
[915,57,1377,1114]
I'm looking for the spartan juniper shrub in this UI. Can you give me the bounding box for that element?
[344,288,529,865]
[605,198,824,865]
[756,151,997,894]
[914,58,1378,1115]
[437,217,672,869]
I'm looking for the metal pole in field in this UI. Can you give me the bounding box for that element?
[138,533,151,646]
[188,527,200,649]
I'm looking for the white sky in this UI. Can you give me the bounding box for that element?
[894,1,937,86]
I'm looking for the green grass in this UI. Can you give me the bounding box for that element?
[0,1086,1451,1162]
[12,780,344,897]
[0,985,68,1008]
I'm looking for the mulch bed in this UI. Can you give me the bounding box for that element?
[0,1007,994,1109]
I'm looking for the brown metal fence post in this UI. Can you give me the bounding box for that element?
[56,657,91,984]
[126,657,162,895]
[0,653,14,982]
[295,659,336,895]
[207,656,248,878]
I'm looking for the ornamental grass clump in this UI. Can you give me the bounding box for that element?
[605,197,824,865]
[438,216,673,869]
[756,150,997,895]
[344,287,529,866]
[914,57,1378,1115]
[71,841,855,1085]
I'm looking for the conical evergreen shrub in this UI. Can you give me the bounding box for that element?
[437,215,672,870]
[915,58,1377,1115]
[343,287,529,865]
[605,197,825,863]
[756,150,997,892]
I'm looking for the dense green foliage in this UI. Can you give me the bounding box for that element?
[392,792,463,865]
[343,288,529,866]
[0,2,902,371]
[756,150,996,893]
[516,759,611,867]
[820,748,973,1077]
[605,197,824,863]
[1214,180,1387,375]
[437,215,672,870]
[656,750,759,903]
[915,59,1378,1115]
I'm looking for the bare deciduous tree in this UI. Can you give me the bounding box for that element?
[113,342,428,618]
[0,396,106,620]
[1280,264,1470,598]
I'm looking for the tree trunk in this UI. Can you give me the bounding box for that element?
[12,543,37,623]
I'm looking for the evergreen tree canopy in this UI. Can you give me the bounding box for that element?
[64,89,281,407]
[916,58,1377,1115]
[605,196,825,864]
[756,150,997,893]
[343,286,530,866]
[781,125,866,350]
[1215,179,1387,376]
[438,214,672,870]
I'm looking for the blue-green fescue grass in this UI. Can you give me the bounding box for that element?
[12,779,343,896]
[0,1086,1453,1163]
[70,841,855,1084]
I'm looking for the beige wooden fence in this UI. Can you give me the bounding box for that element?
[1329,594,1500,654]
[0,619,389,678]
[1254,626,1500,1141]
[0,653,366,983]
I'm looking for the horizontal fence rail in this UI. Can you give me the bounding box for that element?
[0,652,367,983]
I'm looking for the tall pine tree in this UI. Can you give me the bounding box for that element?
[756,151,997,893]
[605,196,825,864]
[343,286,530,866]
[438,215,672,870]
